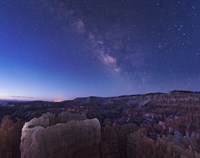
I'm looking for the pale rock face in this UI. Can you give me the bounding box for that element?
[20,112,101,158]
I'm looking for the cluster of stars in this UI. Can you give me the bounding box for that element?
[0,0,199,99]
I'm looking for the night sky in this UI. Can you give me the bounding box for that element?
[0,0,200,101]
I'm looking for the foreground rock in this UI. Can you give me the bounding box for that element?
[20,112,101,158]
[0,116,24,158]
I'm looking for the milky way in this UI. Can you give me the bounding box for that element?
[0,0,200,100]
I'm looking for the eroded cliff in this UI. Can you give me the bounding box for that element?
[20,112,101,158]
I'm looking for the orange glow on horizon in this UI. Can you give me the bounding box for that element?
[52,97,66,102]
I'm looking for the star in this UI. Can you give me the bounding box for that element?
[1,0,199,100]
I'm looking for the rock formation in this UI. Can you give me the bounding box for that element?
[127,129,200,158]
[101,124,136,158]
[20,112,101,158]
[0,116,24,158]
[0,91,199,158]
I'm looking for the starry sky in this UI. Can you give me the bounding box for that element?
[0,0,200,101]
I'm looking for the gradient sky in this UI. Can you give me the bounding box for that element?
[0,0,200,101]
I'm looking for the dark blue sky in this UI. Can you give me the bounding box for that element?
[0,0,200,101]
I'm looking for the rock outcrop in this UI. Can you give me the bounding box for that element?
[20,112,101,158]
[0,116,24,158]
[127,129,200,158]
[101,124,136,158]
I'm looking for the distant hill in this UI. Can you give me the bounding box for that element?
[0,100,28,106]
